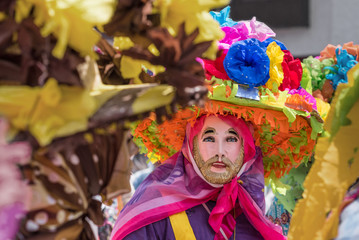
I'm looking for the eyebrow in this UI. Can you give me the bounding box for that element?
[226,128,239,137]
[201,127,216,139]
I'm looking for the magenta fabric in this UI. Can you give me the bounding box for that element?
[219,25,248,50]
[288,88,318,111]
[209,176,239,239]
[219,18,275,49]
[111,116,285,240]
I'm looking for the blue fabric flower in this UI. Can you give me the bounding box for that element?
[210,6,238,27]
[262,38,287,50]
[324,48,357,89]
[223,38,270,87]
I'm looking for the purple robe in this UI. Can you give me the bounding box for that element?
[123,200,264,240]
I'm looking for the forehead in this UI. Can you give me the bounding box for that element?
[201,116,233,132]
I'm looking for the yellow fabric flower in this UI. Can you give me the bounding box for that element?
[113,36,135,51]
[15,0,116,59]
[265,42,284,92]
[0,78,97,146]
[120,56,145,83]
[119,44,165,82]
[154,0,229,59]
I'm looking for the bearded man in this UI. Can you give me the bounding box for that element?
[111,114,285,240]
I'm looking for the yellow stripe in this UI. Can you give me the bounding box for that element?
[169,211,196,240]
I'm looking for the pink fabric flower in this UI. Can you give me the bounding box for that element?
[219,25,248,49]
[218,17,275,51]
[236,17,276,42]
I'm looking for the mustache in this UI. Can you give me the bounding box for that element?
[203,156,233,166]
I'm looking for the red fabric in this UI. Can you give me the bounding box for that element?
[203,51,231,80]
[279,50,303,91]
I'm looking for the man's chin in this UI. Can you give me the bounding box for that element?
[202,171,234,185]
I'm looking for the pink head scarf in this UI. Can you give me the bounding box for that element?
[111,115,285,240]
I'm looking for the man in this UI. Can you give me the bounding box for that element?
[111,114,285,240]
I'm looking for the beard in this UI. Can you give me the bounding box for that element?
[192,136,244,184]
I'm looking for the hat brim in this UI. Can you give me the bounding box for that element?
[134,95,322,179]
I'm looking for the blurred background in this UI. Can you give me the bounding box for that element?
[228,0,359,58]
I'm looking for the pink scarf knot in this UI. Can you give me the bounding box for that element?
[209,177,240,240]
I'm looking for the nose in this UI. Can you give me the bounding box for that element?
[215,141,225,161]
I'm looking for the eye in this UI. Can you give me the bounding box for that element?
[203,136,215,142]
[226,136,238,142]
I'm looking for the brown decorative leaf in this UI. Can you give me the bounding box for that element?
[312,79,334,103]
[139,69,158,83]
[103,0,158,39]
[17,124,130,239]
[0,59,22,84]
[0,18,17,52]
[122,23,211,106]
[321,79,335,102]
[96,38,132,85]
[0,0,16,15]
[0,18,84,86]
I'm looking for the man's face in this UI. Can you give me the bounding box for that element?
[193,116,244,184]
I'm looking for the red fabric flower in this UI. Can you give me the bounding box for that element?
[279,50,303,91]
[202,51,231,80]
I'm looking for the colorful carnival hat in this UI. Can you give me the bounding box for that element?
[133,7,326,181]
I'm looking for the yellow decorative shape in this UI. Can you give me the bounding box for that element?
[15,0,116,59]
[169,211,196,240]
[117,40,164,82]
[113,36,135,51]
[0,78,97,146]
[120,55,165,83]
[265,42,284,92]
[288,64,359,240]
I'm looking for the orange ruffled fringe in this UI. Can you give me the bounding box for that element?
[134,100,316,179]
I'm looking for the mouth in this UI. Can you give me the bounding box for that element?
[211,161,227,168]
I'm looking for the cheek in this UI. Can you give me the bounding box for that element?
[198,142,216,161]
[225,143,242,162]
